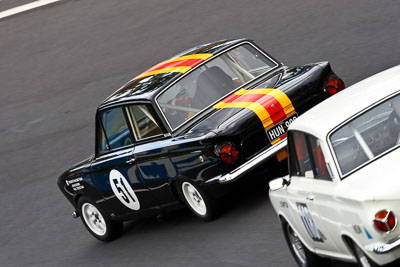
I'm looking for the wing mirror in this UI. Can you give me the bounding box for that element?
[269,176,290,191]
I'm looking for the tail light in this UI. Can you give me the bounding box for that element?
[217,144,238,164]
[373,210,397,233]
[326,77,345,95]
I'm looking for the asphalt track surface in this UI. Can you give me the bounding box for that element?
[1,1,400,266]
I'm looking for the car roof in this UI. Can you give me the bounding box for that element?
[98,38,247,109]
[289,65,400,138]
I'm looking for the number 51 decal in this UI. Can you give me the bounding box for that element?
[109,169,140,210]
[297,203,324,242]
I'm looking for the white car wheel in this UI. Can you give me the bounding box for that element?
[351,240,378,267]
[281,219,329,267]
[287,224,307,266]
[82,203,107,236]
[182,182,207,216]
[78,197,123,241]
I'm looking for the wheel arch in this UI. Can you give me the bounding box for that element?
[279,214,318,255]
[169,176,188,204]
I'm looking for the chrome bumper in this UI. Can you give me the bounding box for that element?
[373,235,400,254]
[206,139,287,184]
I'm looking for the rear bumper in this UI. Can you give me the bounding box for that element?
[374,235,400,254]
[206,139,287,184]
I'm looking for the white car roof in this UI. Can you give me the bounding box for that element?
[289,65,400,138]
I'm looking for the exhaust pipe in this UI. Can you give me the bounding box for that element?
[72,211,80,219]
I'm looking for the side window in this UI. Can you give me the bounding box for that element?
[308,135,331,180]
[289,131,312,177]
[127,104,163,140]
[289,131,331,180]
[98,107,133,153]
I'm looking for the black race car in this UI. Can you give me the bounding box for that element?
[58,38,345,241]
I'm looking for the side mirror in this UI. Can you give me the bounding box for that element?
[269,177,290,191]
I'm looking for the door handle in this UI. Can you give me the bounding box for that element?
[126,158,136,164]
[306,194,315,201]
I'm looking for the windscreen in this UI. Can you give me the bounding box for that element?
[157,44,277,129]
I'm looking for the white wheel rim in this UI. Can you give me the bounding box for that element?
[287,224,307,266]
[182,182,207,216]
[82,203,107,236]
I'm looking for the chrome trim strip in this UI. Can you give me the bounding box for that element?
[373,235,400,254]
[206,139,287,184]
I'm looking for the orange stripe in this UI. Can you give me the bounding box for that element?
[131,53,213,81]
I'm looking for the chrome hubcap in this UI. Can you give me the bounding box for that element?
[82,203,107,236]
[182,182,207,216]
[287,224,307,265]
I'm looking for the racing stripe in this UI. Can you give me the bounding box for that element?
[144,58,205,73]
[133,53,213,80]
[214,88,295,144]
[134,67,192,80]
[214,101,274,129]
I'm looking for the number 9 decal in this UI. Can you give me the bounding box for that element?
[109,169,140,210]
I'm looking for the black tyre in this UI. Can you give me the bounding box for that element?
[349,239,379,267]
[179,179,215,221]
[78,196,123,242]
[281,218,330,267]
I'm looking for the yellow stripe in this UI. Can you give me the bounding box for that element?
[134,66,191,80]
[214,102,273,129]
[131,53,213,81]
[234,88,295,116]
[162,53,213,64]
[271,138,281,145]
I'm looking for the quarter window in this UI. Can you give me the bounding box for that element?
[127,104,163,140]
[98,107,133,153]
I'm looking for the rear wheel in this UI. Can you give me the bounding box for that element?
[281,218,330,267]
[349,239,378,267]
[78,197,123,241]
[179,179,215,221]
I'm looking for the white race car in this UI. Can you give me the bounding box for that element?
[269,66,400,267]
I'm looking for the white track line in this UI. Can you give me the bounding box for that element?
[0,0,62,20]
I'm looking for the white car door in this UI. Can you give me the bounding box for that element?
[285,131,340,254]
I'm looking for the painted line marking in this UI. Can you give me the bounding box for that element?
[0,0,62,20]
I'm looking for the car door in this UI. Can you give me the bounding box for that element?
[90,105,159,218]
[125,104,177,206]
[285,131,339,253]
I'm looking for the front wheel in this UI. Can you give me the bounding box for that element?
[281,218,330,267]
[78,197,123,241]
[349,239,378,267]
[179,179,215,221]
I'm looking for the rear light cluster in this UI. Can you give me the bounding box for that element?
[373,210,397,233]
[216,143,238,164]
[326,77,345,96]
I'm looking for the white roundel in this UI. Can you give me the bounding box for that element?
[109,169,140,210]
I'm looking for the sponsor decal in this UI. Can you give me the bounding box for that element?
[214,88,296,145]
[279,201,288,208]
[353,225,363,234]
[109,169,140,210]
[132,54,213,80]
[66,177,84,191]
[297,203,325,242]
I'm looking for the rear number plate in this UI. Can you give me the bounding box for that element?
[266,113,298,142]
